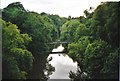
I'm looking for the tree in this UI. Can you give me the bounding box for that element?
[101,49,118,79]
[84,9,90,17]
[68,2,119,80]
[2,20,33,79]
[84,40,114,79]
[60,20,80,42]
[90,2,119,48]
[74,24,90,42]
[48,14,68,37]
[2,3,56,56]
[68,36,92,70]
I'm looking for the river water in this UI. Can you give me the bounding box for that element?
[28,45,78,80]
[47,45,78,79]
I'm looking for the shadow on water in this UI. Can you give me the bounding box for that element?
[27,45,78,80]
[27,54,55,80]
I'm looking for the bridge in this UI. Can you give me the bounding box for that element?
[46,41,71,45]
[46,41,72,54]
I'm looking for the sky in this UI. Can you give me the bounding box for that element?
[1,0,119,17]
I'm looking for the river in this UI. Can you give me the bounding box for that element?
[28,45,78,80]
[47,45,78,79]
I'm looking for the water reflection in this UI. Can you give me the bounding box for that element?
[47,45,78,79]
[28,54,55,80]
[28,45,78,80]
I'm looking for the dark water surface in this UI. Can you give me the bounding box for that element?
[28,45,78,80]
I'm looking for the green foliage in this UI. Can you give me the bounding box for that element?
[79,16,86,24]
[7,2,25,10]
[84,9,90,17]
[68,36,92,69]
[2,2,68,55]
[74,24,90,42]
[3,4,56,55]
[101,49,118,79]
[90,2,119,48]
[84,40,111,78]
[48,14,68,37]
[2,2,118,80]
[60,21,70,41]
[2,55,27,79]
[2,2,67,79]
[41,13,59,41]
[66,2,119,79]
[83,7,94,19]
[60,20,80,42]
[48,15,61,26]
[2,20,33,79]
[2,2,26,26]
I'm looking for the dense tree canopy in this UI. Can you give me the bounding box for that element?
[66,2,119,79]
[2,20,33,79]
[2,2,119,80]
[90,2,119,48]
[3,2,59,56]
[60,20,80,42]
